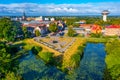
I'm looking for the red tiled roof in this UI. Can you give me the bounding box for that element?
[22,23,46,28]
[106,25,120,28]
[91,25,102,30]
[80,24,92,28]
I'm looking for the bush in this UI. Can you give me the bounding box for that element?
[5,71,22,80]
[90,33,102,38]
[48,23,58,32]
[35,30,41,37]
[39,52,54,65]
[70,45,85,69]
[103,35,118,38]
[70,53,80,68]
[31,46,42,55]
[67,25,76,37]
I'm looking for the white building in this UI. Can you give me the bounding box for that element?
[44,17,49,21]
[50,17,55,21]
[35,16,43,21]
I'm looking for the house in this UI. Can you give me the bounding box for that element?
[75,20,86,24]
[91,25,102,34]
[21,21,50,36]
[104,25,120,36]
[80,24,92,29]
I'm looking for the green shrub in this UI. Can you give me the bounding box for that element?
[90,33,102,38]
[48,23,58,32]
[70,53,80,68]
[70,45,85,69]
[35,30,41,37]
[78,46,84,51]
[67,25,76,37]
[103,35,118,38]
[31,46,42,55]
[39,52,54,65]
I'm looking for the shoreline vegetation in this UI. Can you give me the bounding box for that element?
[105,39,120,80]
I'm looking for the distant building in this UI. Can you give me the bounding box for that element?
[50,18,55,21]
[35,16,43,21]
[44,17,49,21]
[22,11,26,21]
[21,20,50,36]
[75,20,86,24]
[80,24,92,29]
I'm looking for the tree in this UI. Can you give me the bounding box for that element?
[0,18,21,41]
[31,46,42,55]
[0,42,11,77]
[39,52,54,65]
[35,30,40,37]
[5,71,22,80]
[0,41,20,79]
[22,26,29,38]
[67,25,76,37]
[48,23,58,32]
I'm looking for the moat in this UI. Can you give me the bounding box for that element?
[18,43,106,80]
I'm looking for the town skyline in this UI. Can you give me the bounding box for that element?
[0,0,120,16]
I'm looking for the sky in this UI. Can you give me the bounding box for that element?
[0,0,120,16]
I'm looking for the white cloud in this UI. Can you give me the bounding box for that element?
[0,2,120,15]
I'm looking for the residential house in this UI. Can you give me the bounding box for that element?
[91,25,102,34]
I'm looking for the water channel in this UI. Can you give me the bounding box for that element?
[18,43,106,80]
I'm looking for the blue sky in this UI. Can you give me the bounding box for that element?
[0,0,120,16]
[0,0,120,4]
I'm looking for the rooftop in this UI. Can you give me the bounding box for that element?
[106,25,120,28]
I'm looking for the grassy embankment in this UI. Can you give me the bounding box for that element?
[61,38,86,72]
[13,39,61,55]
[105,39,120,80]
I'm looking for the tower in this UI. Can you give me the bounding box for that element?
[101,10,109,22]
[22,11,26,21]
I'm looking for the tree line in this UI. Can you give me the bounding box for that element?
[0,17,31,42]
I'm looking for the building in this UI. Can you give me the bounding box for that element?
[101,10,109,22]
[80,24,92,30]
[21,20,50,36]
[104,25,120,36]
[91,25,102,34]
[22,11,26,21]
[50,18,55,21]
[44,17,49,21]
[75,20,86,24]
[35,16,43,21]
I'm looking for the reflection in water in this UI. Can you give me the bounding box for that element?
[18,51,65,80]
[76,43,106,80]
[18,43,106,80]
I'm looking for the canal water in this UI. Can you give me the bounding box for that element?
[76,43,106,80]
[18,43,106,80]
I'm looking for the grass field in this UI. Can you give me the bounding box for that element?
[62,38,86,70]
[23,39,61,56]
